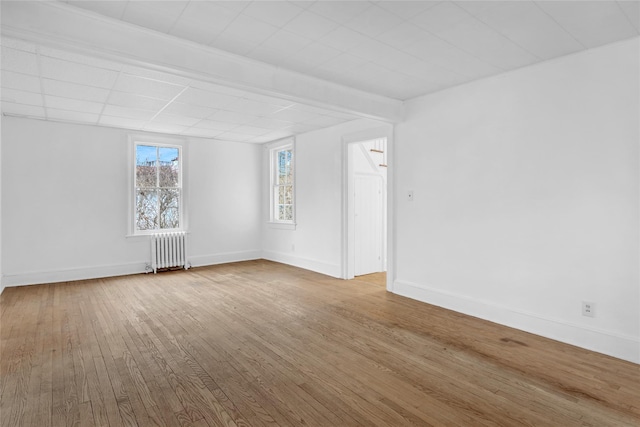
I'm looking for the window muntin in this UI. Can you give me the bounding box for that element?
[135,143,182,232]
[272,144,294,223]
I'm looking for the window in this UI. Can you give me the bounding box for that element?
[271,141,295,223]
[134,143,182,232]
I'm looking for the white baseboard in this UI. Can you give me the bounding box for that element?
[393,279,639,364]
[189,250,262,268]
[2,262,148,287]
[262,250,341,278]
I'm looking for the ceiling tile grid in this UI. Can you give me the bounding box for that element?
[2,0,639,142]
[60,0,638,100]
[1,36,360,143]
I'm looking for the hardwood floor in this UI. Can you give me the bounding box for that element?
[1,260,638,426]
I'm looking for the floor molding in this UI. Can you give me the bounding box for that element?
[393,279,639,364]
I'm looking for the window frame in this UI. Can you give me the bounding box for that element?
[269,139,296,227]
[129,135,186,236]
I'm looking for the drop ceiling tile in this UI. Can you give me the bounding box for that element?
[211,110,261,125]
[402,35,500,78]
[220,14,280,44]
[242,1,305,27]
[617,0,640,31]
[0,38,37,53]
[454,1,503,17]
[102,105,157,121]
[475,1,583,59]
[47,108,99,124]
[319,53,369,74]
[345,5,405,38]
[44,96,103,114]
[217,1,251,13]
[302,115,346,128]
[161,102,217,119]
[189,81,250,98]
[1,88,43,106]
[536,1,637,48]
[170,2,238,45]
[270,107,317,123]
[291,43,342,66]
[42,79,111,103]
[284,11,340,40]
[437,17,539,69]
[375,24,432,49]
[250,117,295,130]
[225,98,285,116]
[308,1,372,24]
[151,113,202,127]
[121,1,187,34]
[68,1,128,20]
[411,1,471,34]
[175,88,240,110]
[1,47,39,76]
[1,70,41,92]
[192,119,238,132]
[113,74,186,100]
[241,92,295,108]
[230,125,271,136]
[1,101,46,118]
[262,30,313,53]
[320,26,371,52]
[40,56,119,89]
[348,39,399,62]
[99,115,147,129]
[107,91,168,111]
[375,1,442,20]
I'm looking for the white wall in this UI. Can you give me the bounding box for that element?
[394,37,640,363]
[1,117,262,286]
[0,113,3,295]
[262,119,392,278]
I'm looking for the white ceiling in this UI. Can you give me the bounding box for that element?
[1,1,639,143]
[0,37,359,142]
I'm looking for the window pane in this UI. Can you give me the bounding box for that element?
[158,147,179,187]
[159,189,180,229]
[284,185,292,204]
[136,189,158,230]
[278,186,285,204]
[136,145,157,187]
[284,205,293,221]
[278,204,285,221]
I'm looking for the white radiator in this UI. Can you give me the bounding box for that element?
[151,232,188,273]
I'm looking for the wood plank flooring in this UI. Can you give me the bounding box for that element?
[1,260,638,426]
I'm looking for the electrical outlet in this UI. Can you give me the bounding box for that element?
[582,301,595,317]
[407,190,414,201]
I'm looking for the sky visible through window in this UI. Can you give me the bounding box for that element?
[136,145,179,165]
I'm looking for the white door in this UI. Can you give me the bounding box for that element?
[354,174,383,276]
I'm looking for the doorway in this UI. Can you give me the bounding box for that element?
[347,138,388,280]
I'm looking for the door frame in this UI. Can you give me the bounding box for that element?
[341,126,394,291]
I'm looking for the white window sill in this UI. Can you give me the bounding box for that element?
[268,222,296,230]
[126,230,189,238]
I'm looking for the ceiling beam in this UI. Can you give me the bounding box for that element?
[1,1,404,123]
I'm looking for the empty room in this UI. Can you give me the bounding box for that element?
[1,1,638,426]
